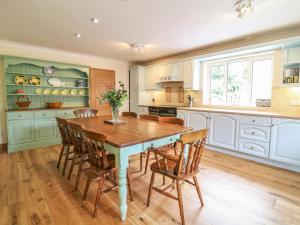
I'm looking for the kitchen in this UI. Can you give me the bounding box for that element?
[1,1,300,225]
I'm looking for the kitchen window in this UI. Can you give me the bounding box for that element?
[203,53,273,106]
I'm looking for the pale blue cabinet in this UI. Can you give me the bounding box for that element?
[7,109,75,153]
[8,120,35,145]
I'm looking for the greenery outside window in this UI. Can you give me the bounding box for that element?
[203,53,273,106]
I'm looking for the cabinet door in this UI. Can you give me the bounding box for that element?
[177,110,188,126]
[8,120,35,145]
[209,113,239,150]
[183,60,194,89]
[129,67,138,90]
[270,118,300,166]
[129,89,138,107]
[186,111,209,131]
[144,67,157,90]
[35,119,57,141]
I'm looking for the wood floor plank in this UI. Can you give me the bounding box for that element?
[0,146,300,225]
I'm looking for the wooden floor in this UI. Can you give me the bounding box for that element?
[0,146,300,225]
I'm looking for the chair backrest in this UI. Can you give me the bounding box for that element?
[82,129,110,170]
[56,117,72,144]
[122,112,138,118]
[67,121,84,153]
[139,114,159,121]
[73,108,98,118]
[175,129,208,176]
[159,117,184,126]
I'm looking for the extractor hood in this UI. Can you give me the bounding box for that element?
[156,76,183,85]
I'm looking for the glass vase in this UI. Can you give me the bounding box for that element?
[112,106,120,122]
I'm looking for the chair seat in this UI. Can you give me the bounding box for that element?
[150,158,197,180]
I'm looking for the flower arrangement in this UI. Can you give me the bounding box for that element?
[99,81,128,121]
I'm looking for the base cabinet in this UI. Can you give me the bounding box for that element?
[209,113,239,151]
[270,118,300,166]
[7,109,74,153]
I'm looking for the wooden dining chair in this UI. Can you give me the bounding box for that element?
[67,121,90,191]
[138,114,160,172]
[81,128,133,217]
[147,129,208,225]
[144,117,185,175]
[122,112,137,117]
[56,117,74,176]
[73,108,98,118]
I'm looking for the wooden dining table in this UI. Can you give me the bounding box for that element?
[68,115,192,221]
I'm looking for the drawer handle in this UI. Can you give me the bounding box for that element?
[250,146,254,150]
[251,131,255,135]
[18,115,21,118]
[43,113,46,116]
[64,112,67,115]
[150,143,154,147]
[252,120,256,122]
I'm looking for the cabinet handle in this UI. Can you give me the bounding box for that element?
[251,131,255,135]
[18,115,22,118]
[250,146,254,150]
[252,120,256,122]
[43,113,46,116]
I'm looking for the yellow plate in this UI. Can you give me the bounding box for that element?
[78,90,86,96]
[15,75,27,85]
[70,89,77,95]
[29,76,41,85]
[52,89,60,95]
[35,88,43,94]
[43,88,51,95]
[61,89,69,95]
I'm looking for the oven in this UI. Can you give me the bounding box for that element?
[148,106,177,117]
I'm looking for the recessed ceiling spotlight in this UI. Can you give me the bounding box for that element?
[74,33,81,38]
[234,0,254,18]
[129,43,145,52]
[90,18,100,23]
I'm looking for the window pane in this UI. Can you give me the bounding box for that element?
[227,61,250,105]
[210,65,226,105]
[252,60,272,102]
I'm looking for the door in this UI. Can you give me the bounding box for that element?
[90,68,115,116]
[186,111,209,130]
[270,118,300,166]
[8,120,35,145]
[35,119,57,141]
[209,113,239,150]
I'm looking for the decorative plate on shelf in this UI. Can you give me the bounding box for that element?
[48,78,65,87]
[43,88,51,95]
[43,66,56,75]
[52,89,60,95]
[78,90,86,96]
[29,76,41,85]
[35,88,43,95]
[70,89,77,95]
[61,89,69,95]
[15,75,27,85]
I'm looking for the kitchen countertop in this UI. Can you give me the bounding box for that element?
[138,105,300,119]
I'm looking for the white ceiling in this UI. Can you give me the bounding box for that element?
[0,0,300,63]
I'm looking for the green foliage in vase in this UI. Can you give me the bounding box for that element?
[99,81,128,108]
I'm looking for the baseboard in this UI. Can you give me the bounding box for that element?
[0,143,8,152]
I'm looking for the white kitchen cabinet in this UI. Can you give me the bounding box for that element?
[186,111,209,131]
[284,45,300,64]
[129,67,138,90]
[137,106,148,115]
[182,60,201,90]
[144,67,158,90]
[239,138,270,158]
[270,118,300,166]
[209,113,239,150]
[177,110,188,125]
[239,124,271,143]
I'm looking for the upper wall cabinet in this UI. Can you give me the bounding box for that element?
[182,60,201,90]
[144,66,159,90]
[282,45,300,87]
[129,66,144,90]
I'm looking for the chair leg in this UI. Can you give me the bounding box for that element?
[147,171,155,207]
[62,146,71,176]
[163,175,166,185]
[57,145,65,169]
[139,152,143,172]
[127,171,133,201]
[193,176,204,206]
[176,180,185,225]
[93,177,104,217]
[83,179,92,200]
[67,152,76,179]
[74,155,84,191]
[144,150,151,175]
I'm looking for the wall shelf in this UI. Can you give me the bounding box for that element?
[6,71,89,80]
[6,84,89,89]
[7,94,89,97]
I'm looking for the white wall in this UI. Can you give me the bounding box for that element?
[0,40,129,144]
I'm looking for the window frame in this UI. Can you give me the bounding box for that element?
[204,52,274,107]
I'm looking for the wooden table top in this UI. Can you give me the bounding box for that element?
[68,116,192,148]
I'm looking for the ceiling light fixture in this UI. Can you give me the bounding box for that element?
[129,43,145,52]
[234,0,254,18]
[90,18,100,23]
[74,33,81,38]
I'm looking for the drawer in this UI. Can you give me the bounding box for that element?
[240,115,271,127]
[239,124,271,142]
[143,135,179,151]
[138,106,148,114]
[7,112,34,120]
[57,110,75,118]
[239,138,270,158]
[34,111,57,119]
